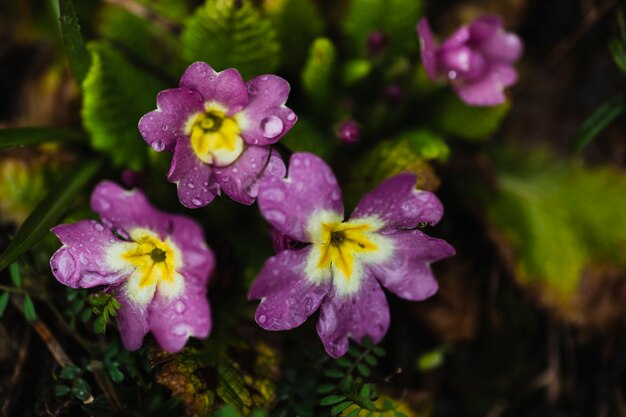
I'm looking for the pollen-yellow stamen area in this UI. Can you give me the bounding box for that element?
[316,222,379,281]
[187,105,243,166]
[121,234,177,289]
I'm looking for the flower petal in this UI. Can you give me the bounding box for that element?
[91,181,175,238]
[214,145,271,205]
[417,18,438,80]
[248,248,331,331]
[168,137,218,208]
[148,280,212,352]
[115,288,150,351]
[369,230,455,301]
[139,88,204,152]
[239,75,296,146]
[258,152,344,242]
[441,25,471,50]
[316,274,390,358]
[350,173,444,231]
[168,216,215,286]
[454,62,517,106]
[179,62,249,115]
[50,220,132,288]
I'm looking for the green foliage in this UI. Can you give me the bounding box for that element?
[433,93,510,141]
[483,149,626,301]
[88,292,121,334]
[181,0,280,79]
[58,0,90,84]
[267,0,324,73]
[23,295,37,322]
[81,42,165,170]
[0,292,9,317]
[0,127,86,149]
[57,364,93,402]
[342,59,373,86]
[281,116,336,160]
[302,37,337,113]
[0,159,101,272]
[609,11,626,74]
[416,346,447,371]
[343,0,423,57]
[98,4,184,79]
[573,94,625,152]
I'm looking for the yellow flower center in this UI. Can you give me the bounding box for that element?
[121,234,177,288]
[317,222,379,280]
[188,106,244,166]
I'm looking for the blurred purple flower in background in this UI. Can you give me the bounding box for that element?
[248,153,455,357]
[50,181,214,352]
[336,120,361,144]
[139,62,295,207]
[417,15,523,106]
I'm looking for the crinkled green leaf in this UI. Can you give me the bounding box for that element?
[181,0,280,79]
[0,127,86,149]
[267,0,323,72]
[574,94,625,152]
[482,149,626,309]
[98,4,184,79]
[343,0,423,57]
[0,159,101,272]
[433,93,510,141]
[302,37,336,112]
[81,42,165,169]
[58,0,90,84]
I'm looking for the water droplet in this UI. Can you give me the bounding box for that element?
[286,112,296,121]
[172,323,192,336]
[151,140,165,151]
[265,210,286,224]
[260,116,283,138]
[203,182,209,187]
[208,75,215,81]
[222,176,229,182]
[247,84,257,95]
[448,70,458,80]
[94,223,104,232]
[257,314,267,324]
[96,198,111,210]
[331,190,341,201]
[191,198,202,206]
[187,182,195,189]
[261,75,269,81]
[304,297,313,313]
[175,301,186,313]
[232,168,239,173]
[161,125,169,132]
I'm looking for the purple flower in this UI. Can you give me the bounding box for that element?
[50,181,214,352]
[248,153,455,357]
[417,15,523,106]
[336,120,360,144]
[139,62,296,208]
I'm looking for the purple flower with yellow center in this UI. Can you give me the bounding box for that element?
[50,181,214,352]
[139,62,295,208]
[248,153,455,358]
[417,15,523,106]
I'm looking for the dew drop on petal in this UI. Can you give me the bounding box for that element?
[161,125,169,132]
[151,140,165,151]
[187,182,195,189]
[191,198,202,206]
[286,112,296,121]
[260,116,283,139]
[172,323,192,336]
[261,75,269,81]
[265,210,286,225]
[247,84,257,95]
[94,223,104,232]
[175,301,186,314]
[258,314,267,324]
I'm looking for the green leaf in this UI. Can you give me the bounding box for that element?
[480,149,626,320]
[574,94,625,152]
[181,0,280,79]
[60,364,81,380]
[346,408,362,417]
[343,0,423,57]
[342,59,372,85]
[609,36,626,74]
[23,296,36,322]
[363,354,378,367]
[58,0,90,84]
[281,116,336,160]
[320,395,347,406]
[335,357,352,368]
[316,383,336,394]
[267,0,323,72]
[324,368,344,379]
[301,37,336,112]
[0,159,101,272]
[372,346,386,357]
[0,293,9,317]
[330,401,353,416]
[72,378,92,401]
[433,93,510,141]
[55,384,71,396]
[358,384,371,400]
[98,4,184,79]
[0,127,86,149]
[357,364,371,377]
[416,347,445,371]
[9,263,21,287]
[82,42,165,169]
